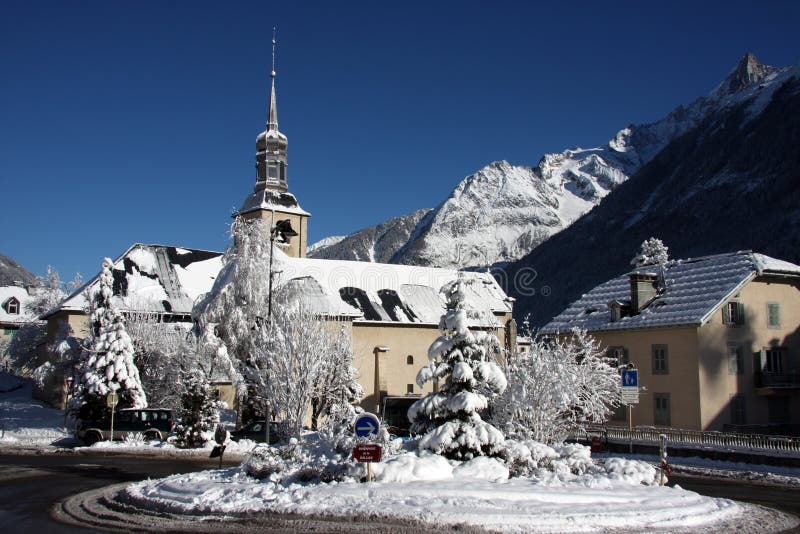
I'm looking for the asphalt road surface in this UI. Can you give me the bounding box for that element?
[1,452,799,533]
[0,452,234,533]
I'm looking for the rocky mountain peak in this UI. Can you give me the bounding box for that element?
[721,52,777,95]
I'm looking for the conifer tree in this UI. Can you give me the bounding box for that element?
[408,279,507,460]
[71,258,147,419]
[174,371,223,448]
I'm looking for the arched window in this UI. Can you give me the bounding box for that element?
[406,355,414,365]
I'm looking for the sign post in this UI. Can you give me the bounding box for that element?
[353,413,381,482]
[621,369,639,453]
[210,424,228,468]
[106,392,119,442]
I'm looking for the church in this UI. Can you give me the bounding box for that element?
[40,44,517,418]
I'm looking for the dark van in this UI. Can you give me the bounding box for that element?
[76,408,174,445]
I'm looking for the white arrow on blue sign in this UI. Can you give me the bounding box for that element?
[354,413,381,439]
[622,369,638,387]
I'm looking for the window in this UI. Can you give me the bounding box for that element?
[652,344,669,374]
[406,355,414,365]
[607,346,629,368]
[3,328,17,340]
[268,162,278,179]
[653,393,671,426]
[4,297,20,315]
[768,397,790,424]
[765,349,784,374]
[406,384,414,394]
[730,395,746,425]
[723,301,745,325]
[727,344,743,375]
[767,303,781,328]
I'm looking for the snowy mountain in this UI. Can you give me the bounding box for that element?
[0,253,37,287]
[308,209,430,263]
[504,54,800,326]
[316,53,783,269]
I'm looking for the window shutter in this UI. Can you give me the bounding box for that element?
[759,349,767,371]
[623,348,630,366]
[737,303,745,325]
[722,304,731,324]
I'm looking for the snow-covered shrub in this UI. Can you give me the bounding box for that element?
[601,457,660,486]
[32,361,55,390]
[123,432,145,446]
[173,372,223,449]
[409,279,507,460]
[631,237,669,267]
[493,328,620,444]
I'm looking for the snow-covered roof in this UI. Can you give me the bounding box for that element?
[45,244,223,318]
[237,189,310,217]
[277,252,512,327]
[0,285,36,325]
[46,242,511,328]
[541,251,800,334]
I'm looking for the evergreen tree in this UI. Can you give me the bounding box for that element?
[71,258,147,419]
[174,371,223,448]
[408,279,507,460]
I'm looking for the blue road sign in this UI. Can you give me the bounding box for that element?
[622,369,638,387]
[354,413,380,439]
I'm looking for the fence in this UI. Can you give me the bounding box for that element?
[580,425,800,456]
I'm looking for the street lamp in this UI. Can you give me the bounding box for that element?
[264,218,298,445]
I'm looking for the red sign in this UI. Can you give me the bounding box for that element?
[352,444,382,463]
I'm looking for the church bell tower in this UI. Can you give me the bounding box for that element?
[235,29,310,258]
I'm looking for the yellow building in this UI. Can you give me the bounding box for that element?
[541,252,800,434]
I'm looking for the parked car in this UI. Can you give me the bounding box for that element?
[76,408,175,446]
[229,421,279,444]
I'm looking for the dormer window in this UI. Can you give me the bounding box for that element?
[4,297,20,315]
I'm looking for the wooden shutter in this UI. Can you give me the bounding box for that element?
[737,303,746,325]
[722,303,731,324]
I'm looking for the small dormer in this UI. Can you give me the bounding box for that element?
[630,272,659,315]
[3,297,20,315]
[608,299,631,322]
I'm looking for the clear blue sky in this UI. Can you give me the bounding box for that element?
[2,0,798,281]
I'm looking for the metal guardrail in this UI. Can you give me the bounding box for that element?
[581,425,800,455]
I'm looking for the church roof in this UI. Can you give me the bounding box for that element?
[237,189,310,218]
[275,251,511,327]
[47,243,511,328]
[44,244,223,318]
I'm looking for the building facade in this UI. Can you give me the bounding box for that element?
[542,252,800,434]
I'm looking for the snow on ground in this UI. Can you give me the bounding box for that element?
[606,452,800,488]
[0,375,72,445]
[123,452,770,533]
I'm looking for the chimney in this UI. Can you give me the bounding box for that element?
[630,272,658,314]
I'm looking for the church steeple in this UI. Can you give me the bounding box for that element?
[255,28,288,193]
[237,28,310,259]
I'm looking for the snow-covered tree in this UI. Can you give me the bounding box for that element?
[310,323,363,430]
[493,328,621,444]
[253,295,362,437]
[631,237,669,267]
[193,217,272,419]
[71,258,147,419]
[408,279,507,460]
[173,370,224,448]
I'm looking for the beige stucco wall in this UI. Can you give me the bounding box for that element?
[697,276,800,430]
[592,327,701,429]
[242,209,309,258]
[46,311,90,348]
[352,319,509,415]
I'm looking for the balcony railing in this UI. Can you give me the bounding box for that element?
[755,371,800,388]
[579,425,800,456]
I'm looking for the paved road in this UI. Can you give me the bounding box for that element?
[1,452,799,532]
[0,452,235,533]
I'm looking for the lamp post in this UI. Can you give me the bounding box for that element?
[264,218,298,445]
